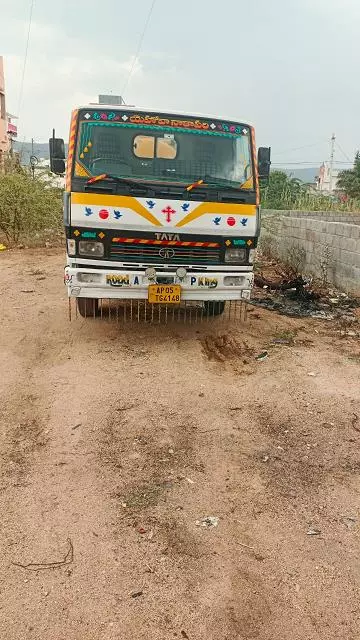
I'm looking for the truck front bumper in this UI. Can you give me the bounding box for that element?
[64,266,254,301]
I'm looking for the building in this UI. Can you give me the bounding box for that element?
[316,161,339,193]
[0,57,17,159]
[0,56,10,154]
[7,113,18,143]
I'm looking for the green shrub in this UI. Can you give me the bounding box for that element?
[261,169,360,211]
[0,170,62,243]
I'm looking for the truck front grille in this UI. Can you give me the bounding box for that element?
[110,239,221,265]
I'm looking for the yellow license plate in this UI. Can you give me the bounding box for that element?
[148,284,181,304]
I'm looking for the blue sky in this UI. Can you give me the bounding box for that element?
[1,0,360,168]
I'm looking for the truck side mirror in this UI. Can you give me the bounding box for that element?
[49,135,65,175]
[258,147,271,181]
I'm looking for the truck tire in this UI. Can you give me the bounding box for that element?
[203,301,225,317]
[76,297,99,318]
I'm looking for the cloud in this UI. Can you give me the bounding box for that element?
[3,12,177,141]
[4,42,146,140]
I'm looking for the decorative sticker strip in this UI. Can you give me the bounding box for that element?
[106,274,130,287]
[71,193,162,227]
[251,125,260,205]
[79,140,92,160]
[176,202,257,227]
[80,113,249,136]
[190,276,218,288]
[111,237,220,248]
[81,231,97,238]
[66,109,78,192]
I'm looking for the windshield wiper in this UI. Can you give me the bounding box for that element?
[186,175,252,192]
[86,173,147,189]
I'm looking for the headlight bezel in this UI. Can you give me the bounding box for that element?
[78,240,105,257]
[224,247,247,264]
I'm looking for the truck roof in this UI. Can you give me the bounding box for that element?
[76,104,253,127]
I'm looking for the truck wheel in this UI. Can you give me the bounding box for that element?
[76,297,99,318]
[203,301,226,317]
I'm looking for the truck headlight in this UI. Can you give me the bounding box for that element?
[78,241,104,257]
[224,276,245,286]
[224,248,246,263]
[77,272,103,283]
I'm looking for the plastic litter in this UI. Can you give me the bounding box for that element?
[196,516,219,529]
[307,527,321,536]
[255,351,268,362]
[0,244,6,251]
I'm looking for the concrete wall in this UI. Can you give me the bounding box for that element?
[261,210,360,295]
[271,210,360,225]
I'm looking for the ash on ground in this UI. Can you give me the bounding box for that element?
[253,258,359,321]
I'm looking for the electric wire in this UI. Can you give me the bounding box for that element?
[17,0,35,119]
[121,0,157,101]
[335,141,353,164]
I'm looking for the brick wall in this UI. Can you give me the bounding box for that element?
[261,210,360,295]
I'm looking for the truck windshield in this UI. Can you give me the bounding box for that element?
[74,114,254,190]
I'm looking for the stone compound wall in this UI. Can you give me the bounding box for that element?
[260,210,360,295]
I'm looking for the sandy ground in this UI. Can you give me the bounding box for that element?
[0,248,360,640]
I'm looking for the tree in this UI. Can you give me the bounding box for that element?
[337,152,360,199]
[261,170,306,209]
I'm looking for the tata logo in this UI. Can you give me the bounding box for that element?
[155,233,180,241]
[159,247,175,259]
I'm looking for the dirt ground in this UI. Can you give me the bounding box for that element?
[0,248,360,640]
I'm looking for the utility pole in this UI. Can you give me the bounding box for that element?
[329,133,336,192]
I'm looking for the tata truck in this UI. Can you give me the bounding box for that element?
[49,104,270,317]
